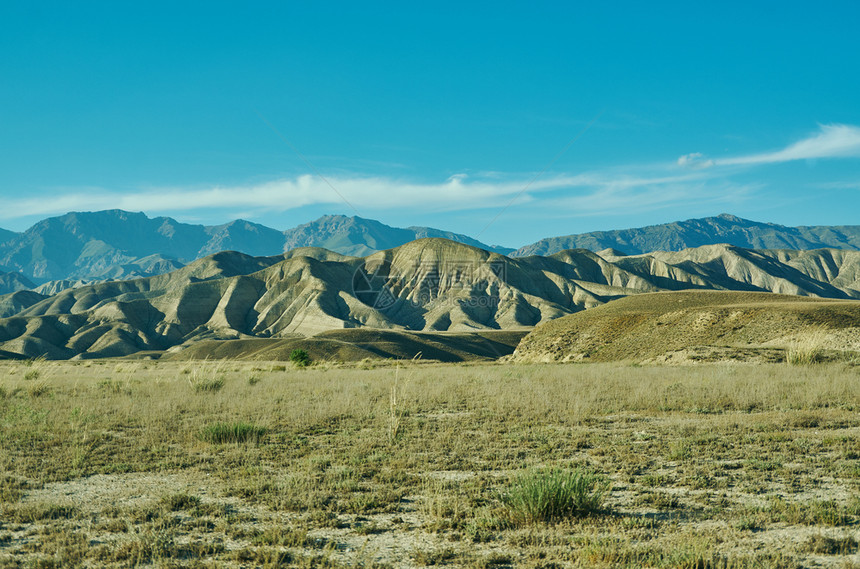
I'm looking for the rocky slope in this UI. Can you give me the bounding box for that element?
[0,271,35,295]
[0,228,16,244]
[282,215,513,257]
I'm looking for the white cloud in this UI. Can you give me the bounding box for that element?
[0,174,551,220]
[0,171,718,222]
[7,124,853,226]
[679,124,860,170]
[677,152,715,170]
[544,174,755,216]
[722,124,860,165]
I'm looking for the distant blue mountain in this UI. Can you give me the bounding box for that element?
[0,210,512,283]
[1,210,859,286]
[513,214,860,256]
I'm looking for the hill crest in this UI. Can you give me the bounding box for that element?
[510,290,860,364]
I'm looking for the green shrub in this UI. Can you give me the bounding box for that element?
[290,349,311,368]
[503,467,609,525]
[200,422,267,444]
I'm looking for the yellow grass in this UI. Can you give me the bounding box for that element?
[1,359,859,567]
[786,328,829,365]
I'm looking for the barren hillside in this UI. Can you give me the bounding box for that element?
[511,290,860,364]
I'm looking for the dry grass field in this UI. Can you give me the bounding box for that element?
[1,358,860,568]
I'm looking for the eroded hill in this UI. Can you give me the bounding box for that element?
[1,239,860,360]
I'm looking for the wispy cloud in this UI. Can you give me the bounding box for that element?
[679,124,860,169]
[5,124,852,225]
[815,180,860,191]
[676,152,715,169]
[546,180,757,217]
[723,124,860,165]
[0,175,544,219]
[0,171,717,221]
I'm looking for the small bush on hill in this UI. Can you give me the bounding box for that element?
[290,349,311,368]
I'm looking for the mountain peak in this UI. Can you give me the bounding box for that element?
[715,213,745,223]
[283,214,509,256]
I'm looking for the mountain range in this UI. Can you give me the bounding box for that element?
[0,210,512,289]
[1,237,860,360]
[513,214,860,256]
[2,210,860,294]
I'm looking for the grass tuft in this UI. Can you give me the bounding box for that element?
[503,467,609,525]
[802,533,858,554]
[161,493,201,511]
[186,359,228,392]
[27,380,51,398]
[189,376,224,392]
[786,329,827,365]
[8,502,77,523]
[199,421,267,444]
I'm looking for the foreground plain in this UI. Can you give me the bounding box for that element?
[1,360,860,568]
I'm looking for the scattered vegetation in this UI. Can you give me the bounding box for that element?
[2,359,860,567]
[802,532,859,554]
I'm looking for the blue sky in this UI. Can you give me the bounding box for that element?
[1,1,859,247]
